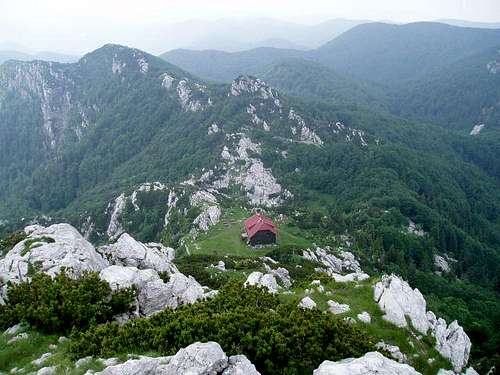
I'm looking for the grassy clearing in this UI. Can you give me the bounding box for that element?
[183,208,312,258]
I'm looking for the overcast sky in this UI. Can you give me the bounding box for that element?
[1,0,500,55]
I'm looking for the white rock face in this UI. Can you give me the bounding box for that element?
[161,73,175,90]
[157,342,228,375]
[32,352,52,366]
[375,275,471,372]
[298,296,317,309]
[357,311,371,324]
[190,191,221,232]
[434,255,451,273]
[427,312,471,373]
[263,265,292,288]
[470,124,485,135]
[106,194,127,239]
[288,109,323,146]
[222,355,261,375]
[303,247,368,282]
[94,343,259,375]
[99,266,212,317]
[98,233,177,274]
[375,342,408,364]
[0,224,108,300]
[313,352,421,375]
[244,272,278,294]
[220,134,292,207]
[327,300,350,314]
[230,76,276,100]
[407,220,425,237]
[177,80,204,112]
[3,324,23,336]
[96,356,171,375]
[373,275,429,334]
[36,367,57,375]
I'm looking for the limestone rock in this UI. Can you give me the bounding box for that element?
[100,266,212,317]
[303,247,367,282]
[3,324,23,336]
[36,367,57,375]
[98,233,177,274]
[244,272,278,294]
[434,255,451,273]
[7,332,28,344]
[222,355,261,375]
[327,300,350,314]
[357,311,371,324]
[427,312,471,372]
[313,351,421,375]
[31,352,52,366]
[95,356,171,375]
[99,265,159,291]
[156,342,228,375]
[298,296,317,309]
[373,275,429,334]
[375,342,408,363]
[106,194,127,240]
[375,275,471,372]
[0,224,108,300]
[263,265,292,288]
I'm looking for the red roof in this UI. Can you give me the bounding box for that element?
[244,213,277,238]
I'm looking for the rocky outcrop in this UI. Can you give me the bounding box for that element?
[298,296,317,309]
[303,247,368,282]
[0,223,108,301]
[373,275,429,334]
[375,342,408,364]
[220,134,292,207]
[288,109,323,146]
[469,124,485,136]
[357,311,371,324]
[92,342,260,375]
[222,355,260,375]
[244,272,278,294]
[313,351,421,375]
[157,341,227,374]
[427,312,471,373]
[374,275,471,372]
[230,76,276,101]
[98,233,177,274]
[94,356,171,375]
[99,266,213,317]
[190,191,221,232]
[327,300,350,314]
[106,194,127,239]
[263,264,292,288]
[434,255,451,273]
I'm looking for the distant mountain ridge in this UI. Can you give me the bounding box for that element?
[0,50,79,65]
[161,21,500,133]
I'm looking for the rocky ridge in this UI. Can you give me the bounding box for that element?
[374,275,471,372]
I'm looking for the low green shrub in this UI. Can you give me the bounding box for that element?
[0,231,27,256]
[0,271,136,334]
[266,245,319,282]
[20,236,55,256]
[70,281,373,374]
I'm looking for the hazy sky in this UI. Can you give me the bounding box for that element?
[1,0,500,55]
